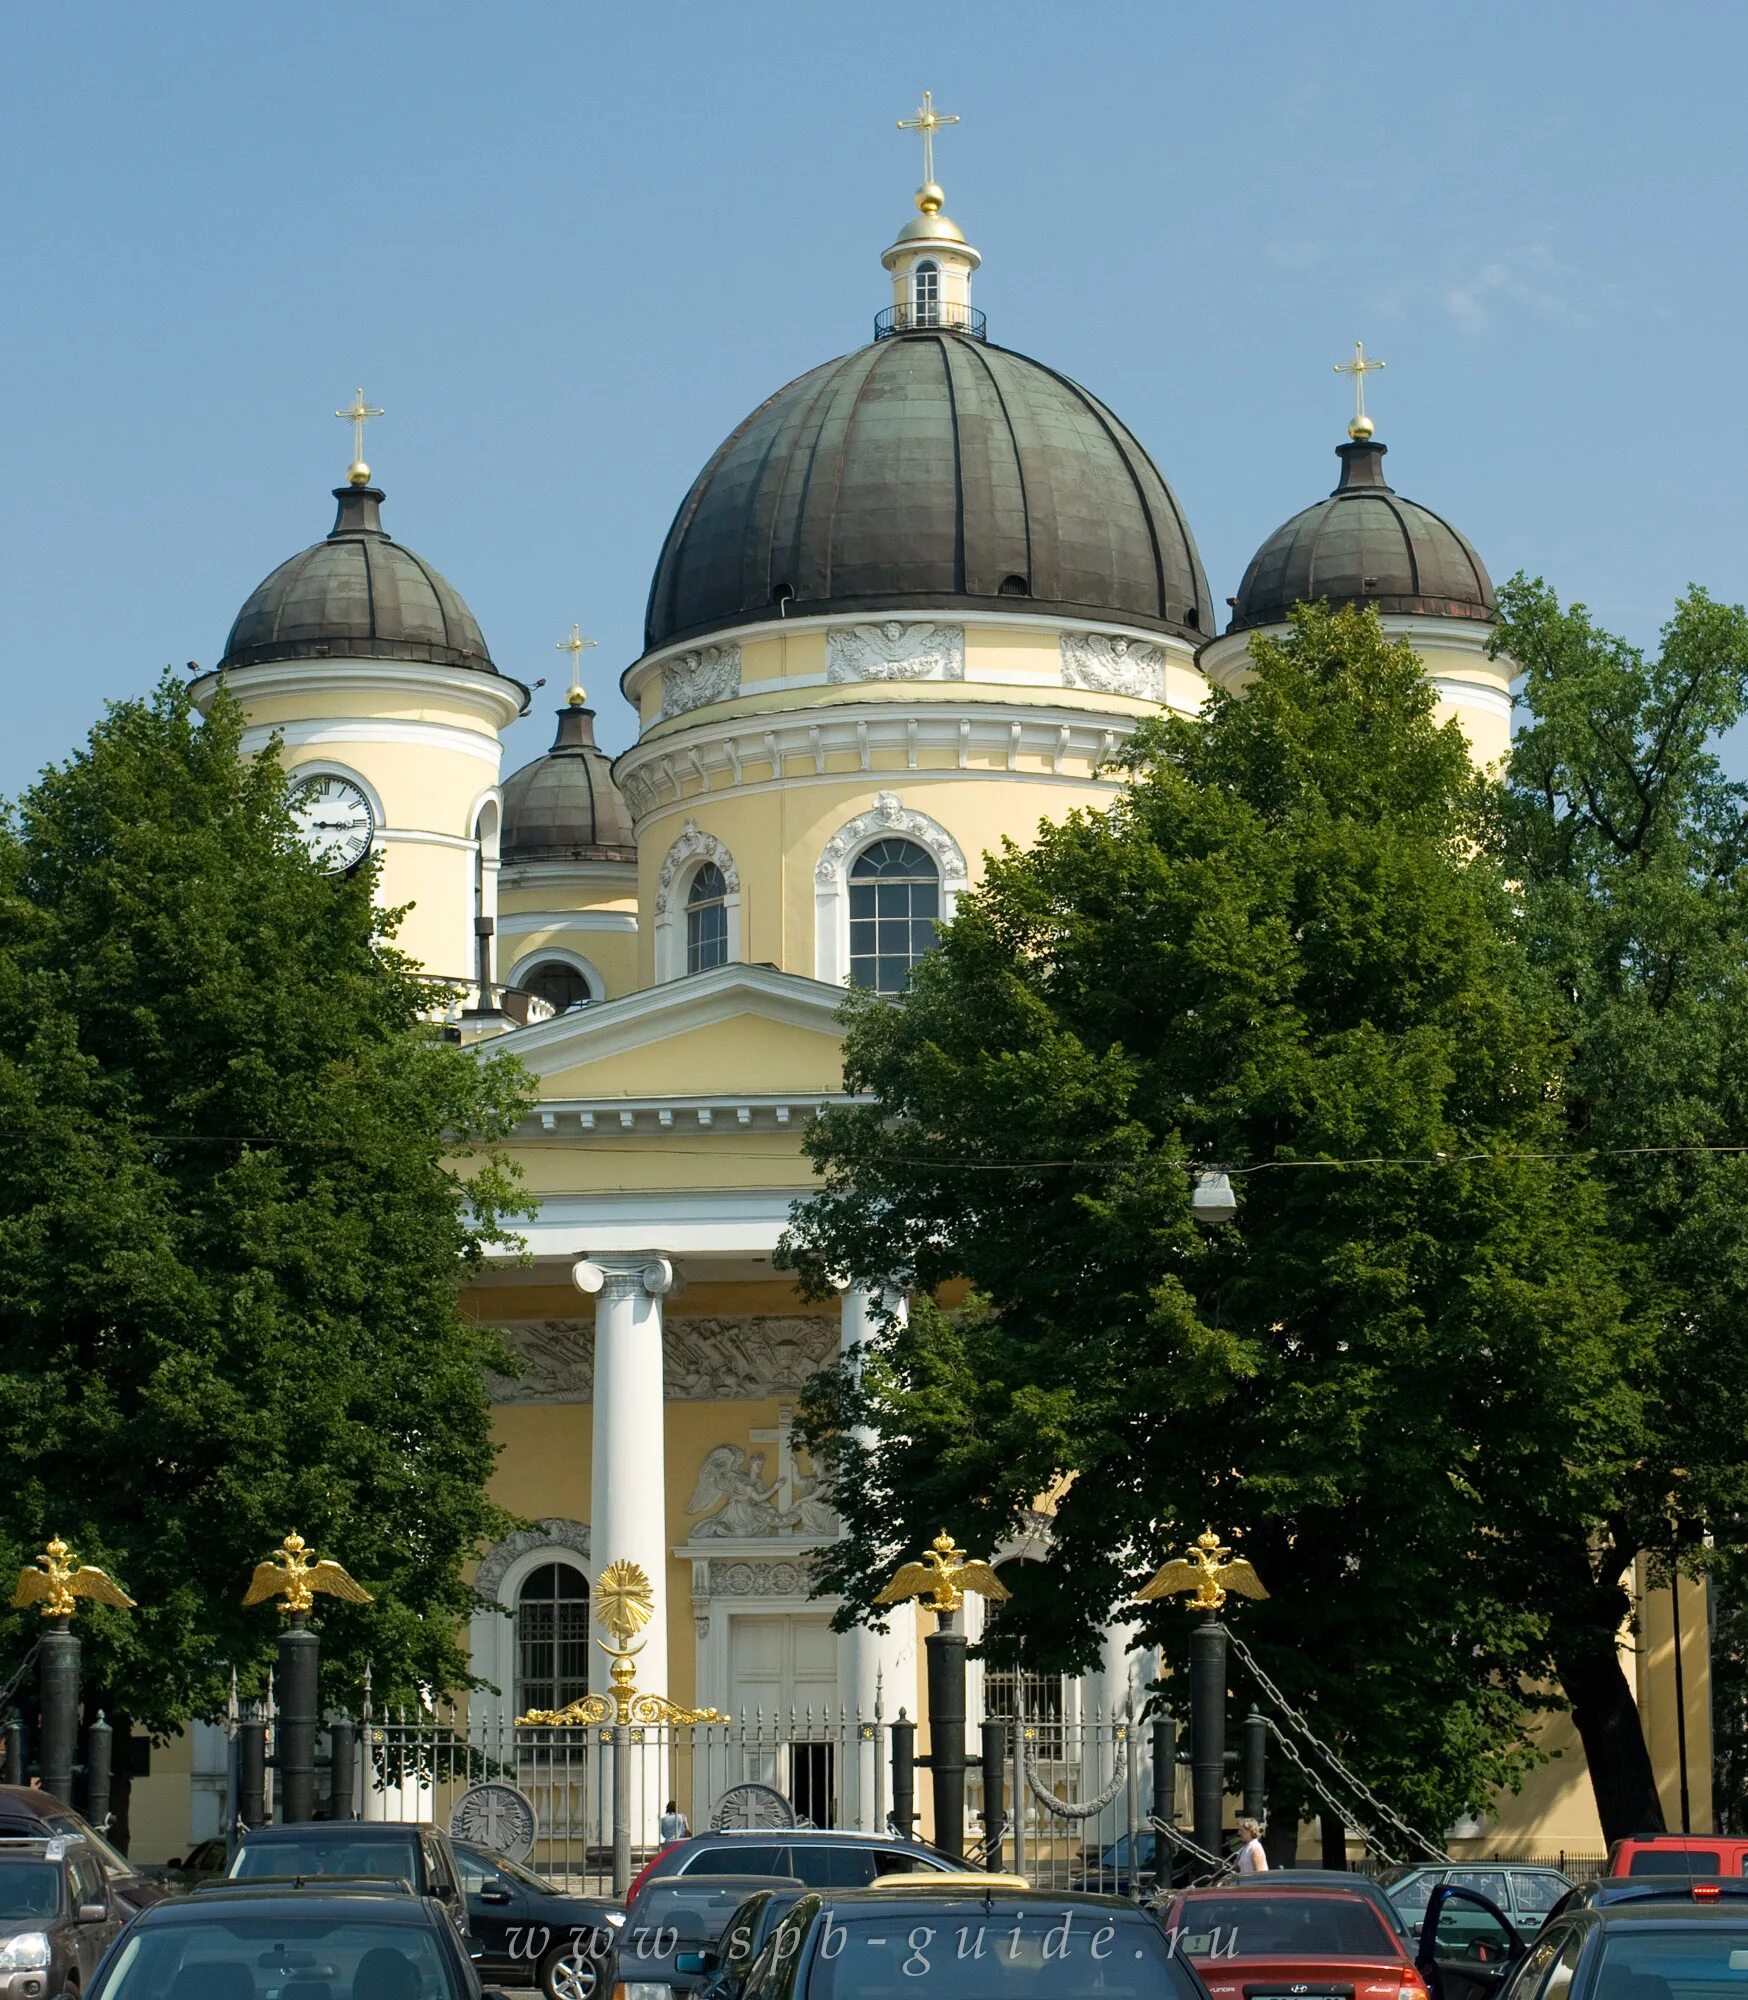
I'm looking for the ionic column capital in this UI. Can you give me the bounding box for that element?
[572,1254,674,1300]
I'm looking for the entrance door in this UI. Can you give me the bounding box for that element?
[728,1613,838,1823]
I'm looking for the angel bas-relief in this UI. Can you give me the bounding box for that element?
[685,1442,839,1540]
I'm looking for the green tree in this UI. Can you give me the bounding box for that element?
[1488,577,1748,1837]
[0,675,532,1756]
[784,604,1638,1838]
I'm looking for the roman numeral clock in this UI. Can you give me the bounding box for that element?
[291,773,375,874]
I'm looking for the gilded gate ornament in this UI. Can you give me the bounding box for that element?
[1137,1527,1268,1613]
[244,1532,373,1615]
[11,1537,136,1619]
[517,1558,729,1727]
[874,1530,1011,1617]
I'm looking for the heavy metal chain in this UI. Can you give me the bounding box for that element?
[0,1642,42,1715]
[1019,1722,1129,1820]
[1229,1630,1445,1863]
[1145,1814,1233,1888]
[1262,1716,1405,1869]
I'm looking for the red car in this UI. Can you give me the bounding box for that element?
[1161,1884,1432,2000]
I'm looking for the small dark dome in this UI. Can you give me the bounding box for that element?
[220,485,496,673]
[501,705,636,865]
[1228,440,1495,634]
[644,332,1212,651]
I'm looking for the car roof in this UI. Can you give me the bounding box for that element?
[677,1829,934,1844]
[1178,1884,1387,1899]
[146,1887,432,1923]
[1591,1903,1748,1927]
[826,1886,1140,1912]
[237,1824,420,1840]
[643,1874,808,1894]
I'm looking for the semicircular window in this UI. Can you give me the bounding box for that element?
[516,1561,589,1717]
[687,861,729,973]
[849,839,940,993]
[520,959,593,1015]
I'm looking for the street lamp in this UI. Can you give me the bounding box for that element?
[1191,1170,1238,1226]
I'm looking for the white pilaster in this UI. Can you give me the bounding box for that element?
[575,1254,674,1702]
[838,1284,918,1829]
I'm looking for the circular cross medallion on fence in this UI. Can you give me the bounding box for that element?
[710,1782,798,1831]
[450,1781,539,1861]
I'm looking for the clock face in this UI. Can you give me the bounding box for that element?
[291,773,375,874]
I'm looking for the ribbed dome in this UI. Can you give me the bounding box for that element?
[220,485,496,673]
[501,706,636,865]
[645,332,1212,651]
[1229,440,1495,635]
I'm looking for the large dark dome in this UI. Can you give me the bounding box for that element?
[1229,439,1495,635]
[501,705,636,865]
[220,484,496,673]
[644,331,1212,651]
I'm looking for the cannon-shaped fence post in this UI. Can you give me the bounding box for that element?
[889,1711,916,1837]
[979,1719,1007,1869]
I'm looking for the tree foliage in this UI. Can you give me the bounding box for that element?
[0,676,532,1738]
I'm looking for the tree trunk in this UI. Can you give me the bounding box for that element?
[1264,1814,1301,1868]
[1554,1623,1665,1844]
[1319,1812,1349,1869]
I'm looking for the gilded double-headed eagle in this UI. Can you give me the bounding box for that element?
[1138,1528,1268,1612]
[244,1532,372,1615]
[875,1531,1011,1617]
[12,1537,136,1620]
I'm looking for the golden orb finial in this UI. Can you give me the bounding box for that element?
[1333,342,1385,442]
[335,389,383,487]
[556,623,597,707]
[1347,413,1375,442]
[347,460,371,486]
[916,181,945,215]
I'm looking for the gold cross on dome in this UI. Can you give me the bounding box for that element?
[556,623,598,706]
[1333,341,1385,440]
[335,387,384,479]
[897,89,959,187]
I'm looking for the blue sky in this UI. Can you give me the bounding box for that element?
[4,1,1745,796]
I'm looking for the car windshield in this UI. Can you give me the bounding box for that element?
[230,1838,414,1881]
[1593,1926,1748,2000]
[489,1853,556,1893]
[627,1880,780,1947]
[1170,1894,1396,1957]
[809,1910,1194,1998]
[94,1914,456,2000]
[0,1863,61,1919]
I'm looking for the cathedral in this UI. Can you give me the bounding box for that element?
[163,118,1702,1860]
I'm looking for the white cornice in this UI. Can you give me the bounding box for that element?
[1200,615,1511,688]
[613,698,1155,826]
[517,1091,865,1139]
[493,1184,818,1259]
[623,608,1201,704]
[500,857,638,897]
[498,908,640,937]
[193,656,528,729]
[239,718,504,767]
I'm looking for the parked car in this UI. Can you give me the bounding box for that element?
[0,1787,170,1916]
[1421,1872,1748,2000]
[1414,1882,1528,2000]
[611,1876,801,1999]
[85,1881,510,2000]
[451,1837,623,2000]
[226,1820,472,1948]
[691,1884,809,2000]
[1605,1834,1748,1877]
[152,1837,229,1893]
[1389,1865,1574,1941]
[718,1882,1204,1999]
[1160,1882,1431,2000]
[1229,1868,1413,1939]
[625,1829,961,1904]
[0,1834,124,2000]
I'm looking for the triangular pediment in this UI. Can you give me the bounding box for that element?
[485,963,851,1101]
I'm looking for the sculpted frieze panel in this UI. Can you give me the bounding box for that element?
[1060,630,1168,702]
[661,643,741,718]
[487,1315,836,1405]
[827,620,964,684]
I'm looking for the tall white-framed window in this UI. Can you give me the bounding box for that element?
[687,862,730,972]
[515,1560,591,1717]
[814,792,967,986]
[911,259,941,327]
[654,819,741,981]
[466,1520,593,1733]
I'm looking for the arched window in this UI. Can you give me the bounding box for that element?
[687,862,729,973]
[516,1562,589,1717]
[911,260,940,327]
[849,839,940,992]
[519,959,593,1015]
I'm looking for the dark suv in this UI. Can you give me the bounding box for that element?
[0,1834,122,2000]
[626,1830,961,1905]
[0,1787,168,1916]
[225,1821,472,1948]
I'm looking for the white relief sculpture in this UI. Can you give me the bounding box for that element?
[814,791,968,889]
[1060,630,1168,702]
[826,621,964,684]
[487,1315,837,1404]
[661,643,741,718]
[684,1415,839,1541]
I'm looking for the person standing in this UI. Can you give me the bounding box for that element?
[1235,1817,1269,1874]
[659,1799,690,1842]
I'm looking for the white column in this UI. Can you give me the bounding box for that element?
[838,1284,918,1829]
[1086,1620,1149,1820]
[575,1255,673,1703]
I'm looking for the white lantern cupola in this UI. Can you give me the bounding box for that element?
[880,91,982,338]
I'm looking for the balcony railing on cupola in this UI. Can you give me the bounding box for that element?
[874,302,987,342]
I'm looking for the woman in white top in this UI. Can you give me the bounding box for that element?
[1235,1816,1269,1873]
